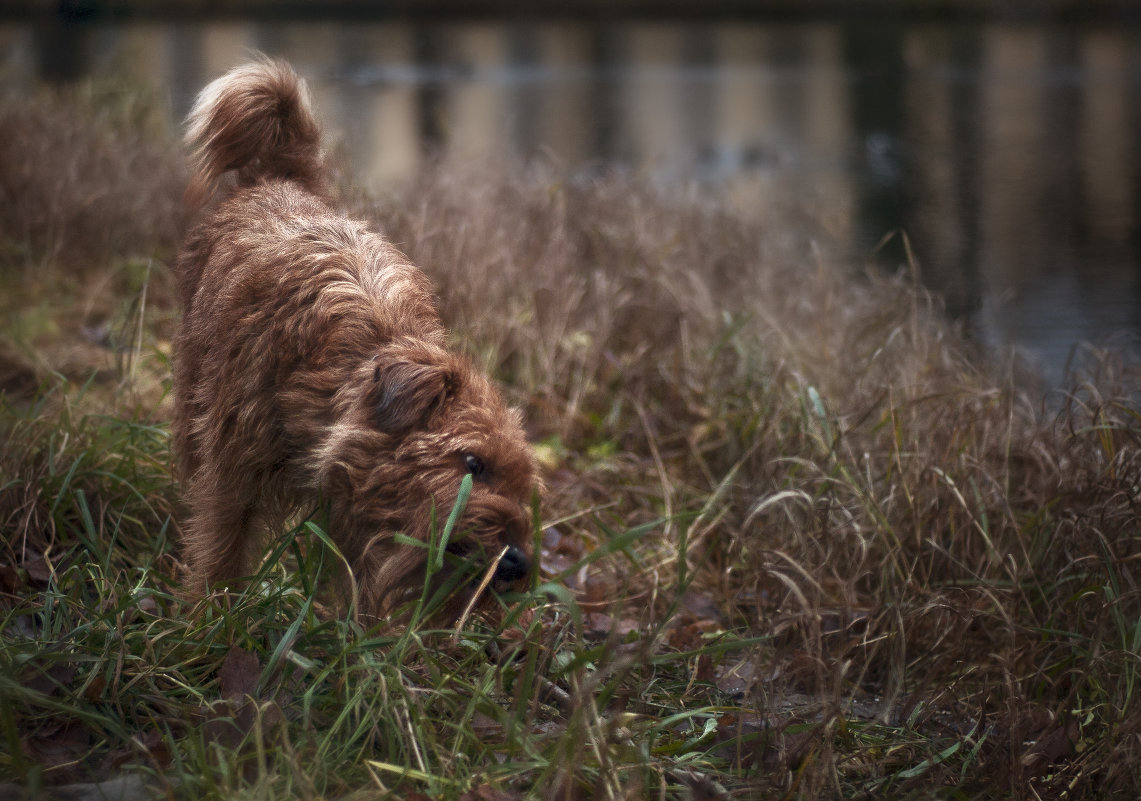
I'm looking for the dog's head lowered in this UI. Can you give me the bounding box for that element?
[318,341,537,621]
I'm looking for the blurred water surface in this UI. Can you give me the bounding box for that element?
[3,17,1140,384]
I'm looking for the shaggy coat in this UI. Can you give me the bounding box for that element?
[172,58,536,621]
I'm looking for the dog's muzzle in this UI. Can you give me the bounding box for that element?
[494,545,530,582]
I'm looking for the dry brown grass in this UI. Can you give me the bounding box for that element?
[0,80,184,404]
[0,80,185,272]
[369,162,1141,797]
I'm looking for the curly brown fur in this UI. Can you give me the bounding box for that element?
[172,57,537,624]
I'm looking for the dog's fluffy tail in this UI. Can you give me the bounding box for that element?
[185,56,325,204]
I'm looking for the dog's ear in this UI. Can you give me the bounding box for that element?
[371,347,463,434]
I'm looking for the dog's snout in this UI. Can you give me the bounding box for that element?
[495,545,530,582]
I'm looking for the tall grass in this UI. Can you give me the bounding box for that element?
[2,80,1139,799]
[374,164,1141,797]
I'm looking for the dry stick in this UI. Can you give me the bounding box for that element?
[533,674,573,714]
[452,544,510,639]
[632,398,673,537]
[129,260,150,385]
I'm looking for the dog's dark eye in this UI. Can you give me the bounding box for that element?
[464,453,485,478]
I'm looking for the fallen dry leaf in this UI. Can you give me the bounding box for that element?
[219,645,260,701]
[23,662,77,698]
[23,551,54,586]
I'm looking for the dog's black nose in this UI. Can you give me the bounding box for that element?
[495,546,530,582]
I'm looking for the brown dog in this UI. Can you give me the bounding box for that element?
[171,58,537,623]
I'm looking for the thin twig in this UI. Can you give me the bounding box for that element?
[452,544,509,640]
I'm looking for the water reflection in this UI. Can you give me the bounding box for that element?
[2,17,1138,383]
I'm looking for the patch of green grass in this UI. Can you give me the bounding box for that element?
[0,399,753,798]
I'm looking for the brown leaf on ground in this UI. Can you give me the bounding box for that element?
[25,722,91,782]
[23,662,77,698]
[219,645,261,700]
[1022,721,1077,772]
[1016,709,1078,776]
[583,575,610,605]
[665,616,721,652]
[202,646,272,758]
[0,563,22,593]
[23,550,54,586]
[83,675,107,703]
[693,653,716,683]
